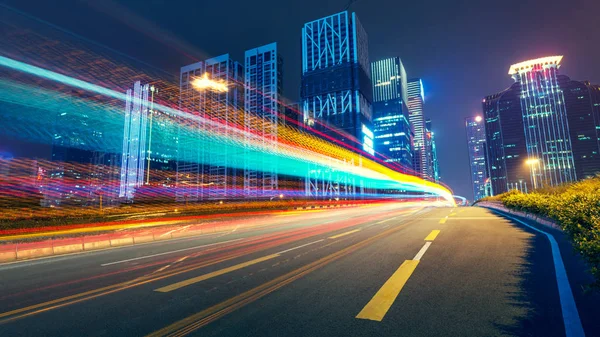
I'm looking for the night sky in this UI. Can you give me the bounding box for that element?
[3,0,600,200]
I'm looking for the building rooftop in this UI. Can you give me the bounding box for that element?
[508,56,563,75]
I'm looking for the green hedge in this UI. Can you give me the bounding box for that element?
[485,177,600,289]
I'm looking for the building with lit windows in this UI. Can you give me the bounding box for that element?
[177,54,244,201]
[300,10,373,152]
[120,81,150,200]
[560,77,600,179]
[482,82,531,195]
[484,56,599,195]
[465,116,488,201]
[407,78,427,179]
[371,57,413,170]
[244,43,282,198]
[509,56,576,187]
[425,118,439,182]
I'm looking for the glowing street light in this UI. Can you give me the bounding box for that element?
[526,158,540,189]
[191,73,228,92]
[475,115,483,122]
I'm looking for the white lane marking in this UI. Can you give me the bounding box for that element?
[100,238,244,266]
[413,242,432,261]
[493,211,585,337]
[275,239,324,255]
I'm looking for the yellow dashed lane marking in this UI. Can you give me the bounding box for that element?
[424,230,440,241]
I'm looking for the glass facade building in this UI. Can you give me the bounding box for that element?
[465,116,488,201]
[300,11,372,152]
[425,118,439,182]
[561,77,600,179]
[509,56,576,187]
[244,43,282,198]
[482,83,531,195]
[177,54,244,201]
[406,78,428,179]
[371,57,412,170]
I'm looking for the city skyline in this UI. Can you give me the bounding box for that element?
[1,0,599,200]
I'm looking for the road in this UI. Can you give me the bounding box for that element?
[0,204,598,336]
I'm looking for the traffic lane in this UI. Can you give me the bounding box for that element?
[177,207,565,337]
[488,208,600,336]
[375,206,564,337]
[148,207,449,337]
[0,206,426,335]
[0,205,396,303]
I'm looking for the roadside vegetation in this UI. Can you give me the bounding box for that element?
[480,176,600,289]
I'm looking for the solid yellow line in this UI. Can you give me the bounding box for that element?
[439,217,447,224]
[424,230,440,241]
[356,260,419,321]
[328,229,361,239]
[154,254,280,293]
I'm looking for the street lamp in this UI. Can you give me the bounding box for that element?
[192,73,228,92]
[526,158,540,189]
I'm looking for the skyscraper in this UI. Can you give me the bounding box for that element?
[177,54,244,201]
[301,11,373,153]
[407,78,427,178]
[465,116,488,201]
[482,83,531,195]
[561,77,600,179]
[371,57,413,170]
[425,118,439,182]
[244,43,282,198]
[509,56,576,186]
[120,81,150,200]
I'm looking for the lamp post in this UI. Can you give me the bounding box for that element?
[526,158,540,190]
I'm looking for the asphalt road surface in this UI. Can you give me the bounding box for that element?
[1,204,598,336]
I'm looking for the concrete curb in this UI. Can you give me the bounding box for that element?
[477,202,562,231]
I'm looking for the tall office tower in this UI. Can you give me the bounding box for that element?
[371,57,413,170]
[425,118,439,182]
[509,56,576,187]
[465,116,488,201]
[482,83,531,195]
[301,11,373,152]
[177,54,244,201]
[244,43,282,198]
[407,78,427,178]
[43,93,104,207]
[120,81,150,200]
[560,77,600,179]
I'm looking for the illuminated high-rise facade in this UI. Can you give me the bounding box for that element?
[407,78,427,178]
[120,81,150,199]
[425,118,439,182]
[177,54,244,201]
[509,56,576,186]
[482,83,531,195]
[561,77,600,179]
[301,11,373,153]
[371,57,413,170]
[465,116,488,201]
[244,43,282,198]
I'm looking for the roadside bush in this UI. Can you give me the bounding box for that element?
[490,176,600,289]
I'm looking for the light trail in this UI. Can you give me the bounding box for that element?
[0,54,454,217]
